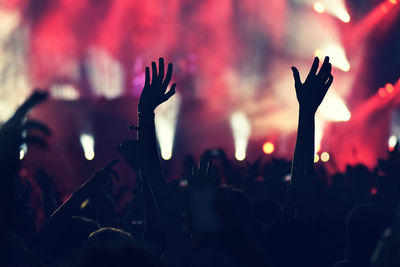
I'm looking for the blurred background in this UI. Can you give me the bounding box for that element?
[0,0,399,195]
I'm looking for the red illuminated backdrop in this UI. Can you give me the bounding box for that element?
[0,0,399,190]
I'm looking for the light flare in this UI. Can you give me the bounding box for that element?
[388,135,397,151]
[318,91,351,122]
[155,92,181,160]
[321,152,330,162]
[262,142,275,155]
[313,2,325,13]
[80,134,95,160]
[230,111,251,161]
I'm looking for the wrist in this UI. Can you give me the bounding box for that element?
[299,106,316,117]
[138,111,155,120]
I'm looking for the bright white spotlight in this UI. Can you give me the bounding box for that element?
[317,0,350,23]
[388,135,397,151]
[315,117,324,154]
[86,47,124,99]
[0,9,20,40]
[155,92,181,160]
[51,84,80,100]
[317,45,350,72]
[338,12,351,23]
[230,111,251,161]
[80,134,95,160]
[19,143,27,160]
[313,2,325,13]
[318,91,351,122]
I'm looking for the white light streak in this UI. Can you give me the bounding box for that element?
[155,92,181,160]
[80,134,95,160]
[230,111,251,161]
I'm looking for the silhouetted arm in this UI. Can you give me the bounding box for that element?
[138,58,184,227]
[47,160,119,224]
[290,57,333,207]
[120,58,186,264]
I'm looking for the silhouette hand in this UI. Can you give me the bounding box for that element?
[138,58,176,113]
[85,159,120,191]
[291,57,333,114]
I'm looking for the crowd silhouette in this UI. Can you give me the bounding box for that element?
[1,56,400,267]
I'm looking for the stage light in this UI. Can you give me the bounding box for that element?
[19,143,27,160]
[86,48,124,99]
[388,135,397,151]
[155,92,181,160]
[80,134,95,160]
[315,118,324,153]
[314,49,324,59]
[0,9,20,40]
[51,84,80,100]
[319,92,351,122]
[379,88,387,97]
[313,2,325,13]
[381,4,389,13]
[230,111,251,161]
[262,141,275,155]
[316,45,350,72]
[338,12,351,23]
[298,0,351,23]
[389,0,397,5]
[386,83,394,94]
[321,152,330,162]
[314,154,320,163]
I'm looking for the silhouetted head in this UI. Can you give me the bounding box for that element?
[346,203,394,265]
[51,216,100,261]
[77,227,159,267]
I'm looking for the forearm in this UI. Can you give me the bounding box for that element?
[291,108,315,188]
[138,113,184,227]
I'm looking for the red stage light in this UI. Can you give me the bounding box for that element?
[381,4,389,13]
[378,88,387,97]
[263,142,275,154]
[385,83,394,93]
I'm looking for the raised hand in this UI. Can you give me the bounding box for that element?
[85,159,120,191]
[138,57,176,113]
[291,56,333,114]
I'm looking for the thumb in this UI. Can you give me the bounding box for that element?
[291,67,301,87]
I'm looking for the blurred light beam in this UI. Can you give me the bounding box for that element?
[319,91,351,122]
[230,111,251,161]
[155,92,181,160]
[80,134,95,160]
